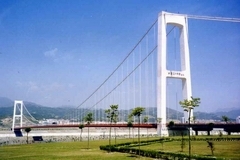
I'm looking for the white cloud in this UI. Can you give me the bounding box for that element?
[44,48,58,58]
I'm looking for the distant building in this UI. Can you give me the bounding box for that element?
[236,116,240,123]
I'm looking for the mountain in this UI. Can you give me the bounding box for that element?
[0,97,13,108]
[194,111,222,120]
[0,97,239,121]
[214,109,240,120]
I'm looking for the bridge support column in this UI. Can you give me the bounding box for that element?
[12,100,23,131]
[195,130,198,136]
[157,11,192,136]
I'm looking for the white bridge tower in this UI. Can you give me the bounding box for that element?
[12,100,23,130]
[157,12,192,136]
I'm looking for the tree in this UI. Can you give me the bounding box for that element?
[207,141,215,156]
[143,116,149,142]
[84,112,93,149]
[222,115,229,123]
[168,121,175,127]
[127,120,133,139]
[180,131,186,152]
[25,127,31,144]
[130,107,145,155]
[105,104,118,150]
[79,124,85,141]
[127,114,134,142]
[179,96,200,160]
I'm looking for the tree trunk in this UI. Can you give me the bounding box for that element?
[147,128,149,142]
[129,128,130,138]
[188,109,191,160]
[132,127,134,142]
[27,133,28,144]
[114,127,116,145]
[138,116,140,156]
[88,127,89,149]
[108,121,112,153]
[80,130,83,141]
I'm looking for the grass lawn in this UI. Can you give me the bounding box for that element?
[0,138,154,160]
[1,136,240,159]
[138,136,240,159]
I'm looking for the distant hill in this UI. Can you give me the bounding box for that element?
[214,109,240,120]
[0,97,13,108]
[194,111,222,121]
[0,97,239,121]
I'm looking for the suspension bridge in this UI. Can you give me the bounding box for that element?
[10,11,240,137]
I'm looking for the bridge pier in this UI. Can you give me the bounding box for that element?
[12,100,23,131]
[157,12,192,137]
[195,130,198,136]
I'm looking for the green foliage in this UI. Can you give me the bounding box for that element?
[168,121,175,127]
[25,127,31,133]
[130,106,145,156]
[143,116,148,123]
[179,96,201,160]
[105,105,119,149]
[84,112,93,125]
[105,105,118,124]
[1,136,240,159]
[24,127,31,144]
[130,107,145,117]
[179,96,201,110]
[79,124,84,129]
[79,124,85,141]
[84,112,93,149]
[222,115,229,123]
[127,121,133,128]
[100,138,222,160]
[127,116,133,139]
[1,138,156,160]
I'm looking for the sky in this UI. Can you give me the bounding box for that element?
[0,0,240,113]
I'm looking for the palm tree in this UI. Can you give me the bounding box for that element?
[25,127,31,144]
[143,116,149,141]
[222,115,229,123]
[79,124,84,141]
[84,112,93,149]
[130,107,145,155]
[105,105,118,150]
[179,96,200,160]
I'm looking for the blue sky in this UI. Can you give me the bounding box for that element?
[0,0,239,113]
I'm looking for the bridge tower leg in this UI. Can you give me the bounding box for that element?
[12,100,23,131]
[157,12,192,136]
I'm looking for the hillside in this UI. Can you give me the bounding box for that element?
[0,97,13,108]
[0,97,239,121]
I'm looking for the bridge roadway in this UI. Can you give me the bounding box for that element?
[15,123,240,135]
[15,123,157,129]
[170,123,240,135]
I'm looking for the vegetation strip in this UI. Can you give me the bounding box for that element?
[100,137,240,159]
